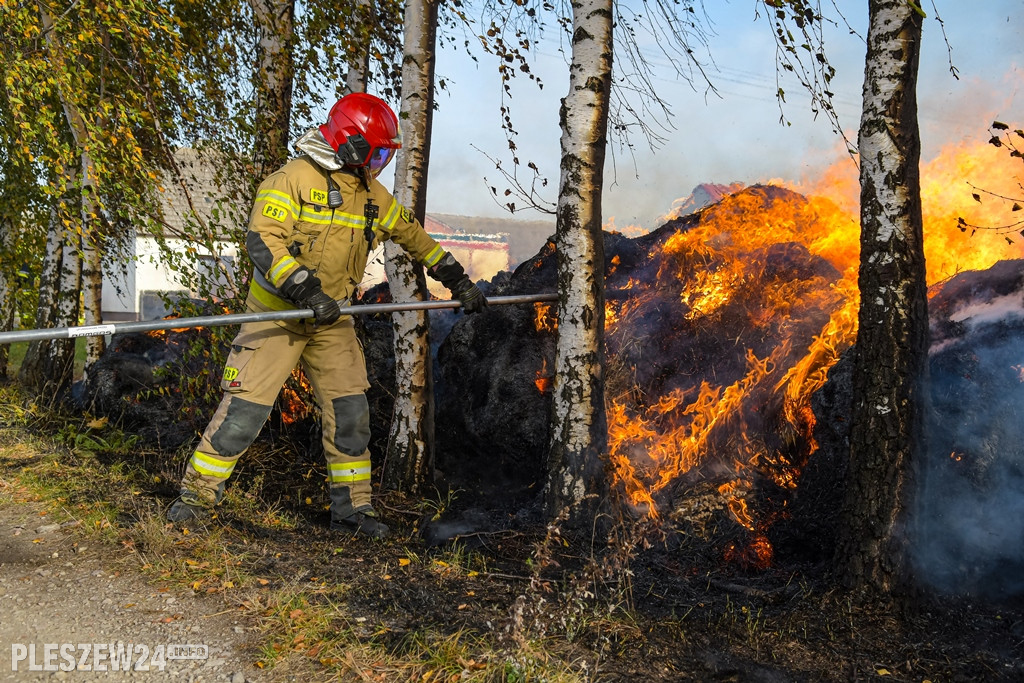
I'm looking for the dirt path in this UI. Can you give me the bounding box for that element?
[0,500,261,681]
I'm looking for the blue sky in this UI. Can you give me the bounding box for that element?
[408,1,1023,229]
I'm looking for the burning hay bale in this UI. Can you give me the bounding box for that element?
[435,185,856,538]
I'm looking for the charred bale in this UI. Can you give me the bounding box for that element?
[803,259,1024,597]
[83,325,228,448]
[914,259,1024,599]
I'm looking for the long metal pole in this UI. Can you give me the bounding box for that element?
[0,293,559,345]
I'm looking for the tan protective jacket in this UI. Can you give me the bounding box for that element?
[243,156,445,322]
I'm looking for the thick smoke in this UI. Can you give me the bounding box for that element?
[911,260,1024,598]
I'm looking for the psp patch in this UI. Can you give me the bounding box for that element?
[223,367,239,381]
[400,205,414,223]
[262,203,288,222]
[310,187,328,205]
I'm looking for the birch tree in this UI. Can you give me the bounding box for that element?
[252,0,296,177]
[381,0,441,492]
[344,0,374,93]
[37,1,108,369]
[18,167,83,394]
[834,0,927,595]
[3,0,206,391]
[543,0,613,529]
[0,216,15,382]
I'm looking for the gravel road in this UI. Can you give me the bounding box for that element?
[0,501,260,682]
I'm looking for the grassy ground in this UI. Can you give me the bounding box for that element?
[1,382,1023,682]
[3,339,87,380]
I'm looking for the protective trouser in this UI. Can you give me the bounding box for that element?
[180,318,373,520]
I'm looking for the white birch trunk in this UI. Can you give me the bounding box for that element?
[544,0,613,528]
[345,0,373,94]
[382,0,440,493]
[39,1,106,368]
[0,217,14,380]
[251,0,295,176]
[836,0,926,595]
[81,225,105,369]
[19,185,82,393]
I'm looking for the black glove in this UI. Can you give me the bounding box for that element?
[305,290,343,326]
[453,281,486,314]
[429,253,487,314]
[278,266,321,304]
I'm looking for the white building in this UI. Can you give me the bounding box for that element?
[102,148,245,321]
[102,235,239,321]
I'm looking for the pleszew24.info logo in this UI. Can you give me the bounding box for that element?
[10,643,208,672]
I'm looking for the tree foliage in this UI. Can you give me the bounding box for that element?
[958,121,1024,239]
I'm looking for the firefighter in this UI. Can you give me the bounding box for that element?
[166,93,486,538]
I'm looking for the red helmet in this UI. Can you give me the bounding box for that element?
[320,93,401,176]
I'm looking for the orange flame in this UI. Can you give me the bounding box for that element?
[607,131,1024,548]
[724,534,774,571]
[279,368,314,426]
[533,302,557,333]
[535,358,552,394]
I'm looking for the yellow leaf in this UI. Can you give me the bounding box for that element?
[399,558,411,566]
[876,669,890,676]
[466,591,475,596]
[457,604,468,610]
[435,560,449,568]
[87,416,108,429]
[382,574,392,580]
[258,578,270,586]
[305,497,312,505]
[222,581,234,589]
[467,571,479,577]
[192,581,202,590]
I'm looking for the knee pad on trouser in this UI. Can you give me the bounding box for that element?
[182,395,273,504]
[325,394,372,518]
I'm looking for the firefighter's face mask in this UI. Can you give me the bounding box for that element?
[368,147,395,177]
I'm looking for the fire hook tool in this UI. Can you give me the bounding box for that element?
[0,293,560,345]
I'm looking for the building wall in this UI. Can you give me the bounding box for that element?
[102,235,238,321]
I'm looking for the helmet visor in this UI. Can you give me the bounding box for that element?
[369,147,395,176]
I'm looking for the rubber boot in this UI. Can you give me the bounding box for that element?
[166,491,212,523]
[331,506,390,539]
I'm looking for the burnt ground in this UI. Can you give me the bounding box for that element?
[2,414,1023,683]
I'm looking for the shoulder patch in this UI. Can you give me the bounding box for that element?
[310,187,328,205]
[400,205,414,223]
[261,204,288,222]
